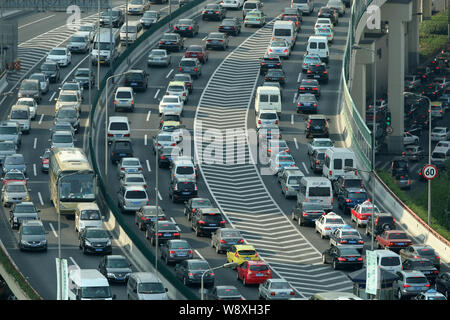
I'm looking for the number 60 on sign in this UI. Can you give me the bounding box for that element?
[422,164,438,180]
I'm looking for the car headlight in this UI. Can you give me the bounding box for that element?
[21,240,28,244]
[85,240,92,246]
[107,272,115,278]
[13,217,18,222]
[106,239,111,246]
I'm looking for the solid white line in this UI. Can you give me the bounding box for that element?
[166,69,174,78]
[49,92,56,102]
[170,217,181,232]
[146,110,151,121]
[33,164,37,176]
[61,54,89,84]
[294,137,299,149]
[291,114,294,125]
[69,257,79,267]
[39,114,44,125]
[146,159,151,172]
[19,15,56,29]
[158,191,162,201]
[302,162,310,174]
[194,249,205,260]
[33,138,37,149]
[144,134,147,146]
[49,223,58,237]
[154,89,160,99]
[37,192,44,206]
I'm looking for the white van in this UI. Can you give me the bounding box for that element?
[272,20,297,48]
[374,250,403,274]
[68,269,115,300]
[92,27,120,65]
[297,177,333,211]
[108,116,131,144]
[431,146,450,168]
[322,147,356,180]
[307,35,330,63]
[254,86,282,115]
[75,202,103,233]
[9,105,30,134]
[127,272,169,300]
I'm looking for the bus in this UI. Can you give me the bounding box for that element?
[49,147,96,215]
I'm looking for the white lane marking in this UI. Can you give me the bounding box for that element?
[19,15,56,29]
[154,89,160,99]
[49,223,58,237]
[33,164,37,176]
[37,192,44,206]
[61,54,90,84]
[39,114,44,125]
[294,138,299,149]
[302,162,310,174]
[144,134,147,146]
[158,191,162,201]
[194,249,205,260]
[49,92,56,102]
[170,217,181,232]
[165,69,174,78]
[69,257,79,267]
[33,138,37,149]
[292,92,297,103]
[146,110,151,121]
[146,159,151,172]
[297,73,302,83]
[291,114,294,125]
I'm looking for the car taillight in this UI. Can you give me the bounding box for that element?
[270,292,276,296]
[156,232,162,237]
[345,199,351,203]
[337,257,346,261]
[159,41,164,44]
[307,70,312,74]
[160,155,166,160]
[313,104,317,107]
[174,26,177,30]
[235,252,239,257]
[276,63,281,66]
[188,26,192,30]
[403,284,411,288]
[188,272,194,277]
[171,143,176,146]
[215,11,219,13]
[299,87,305,90]
[357,257,363,261]
[302,212,309,216]
[141,217,148,221]
[324,71,328,74]
[269,49,273,53]
[258,120,261,124]
[107,133,113,137]
[315,160,319,164]
[433,270,439,274]
[290,291,295,295]
[124,133,130,137]
[219,239,226,243]
[425,284,431,287]
[312,87,318,90]
[195,185,198,191]
[174,232,180,236]
[220,220,226,224]
[275,120,278,124]
[284,49,288,53]
[358,240,364,244]
[324,227,331,230]
[114,100,117,104]
[436,256,440,259]
[340,240,347,244]
[178,67,182,71]
[174,184,178,191]
[198,220,205,224]
[169,250,175,254]
[238,239,244,244]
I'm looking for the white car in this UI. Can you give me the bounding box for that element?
[220,0,244,9]
[315,212,346,239]
[326,0,345,16]
[16,98,38,120]
[315,27,334,43]
[77,23,96,42]
[114,87,135,112]
[46,47,71,67]
[350,201,380,227]
[55,90,81,113]
[49,130,75,149]
[127,0,150,15]
[258,279,295,300]
[118,157,143,178]
[60,81,83,99]
[120,172,147,189]
[403,131,419,145]
[267,38,291,58]
[314,18,334,31]
[159,95,184,116]
[166,81,189,103]
[431,127,450,141]
[307,138,333,155]
[256,110,279,128]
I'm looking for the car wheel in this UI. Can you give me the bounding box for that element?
[291,211,296,221]
[322,254,327,264]
[397,289,403,300]
[164,255,169,265]
[83,245,87,254]
[332,260,338,270]
[242,276,247,286]
[320,231,324,239]
[298,217,303,226]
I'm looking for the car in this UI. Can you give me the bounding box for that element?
[0,121,22,148]
[40,149,50,172]
[259,278,295,300]
[302,54,322,73]
[160,239,194,265]
[147,49,171,67]
[2,169,27,187]
[158,95,184,116]
[259,54,282,76]
[140,10,161,28]
[321,245,363,270]
[430,102,444,118]
[202,3,226,21]
[74,203,103,233]
[257,124,282,145]
[66,33,90,53]
[168,177,198,202]
[178,57,202,79]
[174,259,215,287]
[281,14,301,32]
[292,0,313,14]
[117,157,143,178]
[218,17,241,36]
[305,114,328,138]
[244,9,266,27]
[98,255,132,283]
[205,32,229,51]
[350,200,379,228]
[282,7,303,22]
[262,81,283,98]
[317,8,338,26]
[315,212,346,239]
[242,0,263,18]
[3,154,26,175]
[267,139,289,156]
[51,122,75,136]
[332,175,364,196]
[18,79,41,103]
[422,83,442,99]
[291,202,326,226]
[256,110,278,128]
[46,47,71,67]
[110,138,134,164]
[18,220,47,252]
[40,61,60,83]
[315,26,334,43]
[173,18,199,37]
[55,107,79,132]
[152,131,177,154]
[267,38,291,59]
[49,130,75,149]
[399,245,441,270]
[329,226,364,250]
[309,148,326,173]
[184,45,208,63]
[184,198,213,220]
[55,90,81,113]
[298,79,320,98]
[264,69,286,85]
[237,260,272,286]
[9,105,31,134]
[436,141,450,149]
[376,230,413,252]
[158,146,182,168]
[9,201,39,230]
[0,141,17,165]
[77,23,96,42]
[158,33,184,52]
[74,68,95,88]
[402,258,439,284]
[107,116,130,144]
[403,145,424,161]
[124,70,148,91]
[413,289,447,300]
[226,244,260,266]
[60,82,83,100]
[146,220,180,246]
[327,0,345,16]
[29,73,49,94]
[435,272,450,298]
[160,123,183,144]
[307,138,333,155]
[220,0,244,9]
[127,0,150,15]
[114,87,135,112]
[393,270,431,300]
[394,174,411,190]
[191,207,226,237]
[431,127,450,141]
[166,81,189,103]
[99,9,125,27]
[206,285,244,300]
[78,227,112,255]
[117,185,149,213]
[268,152,296,175]
[135,205,166,231]
[306,63,328,83]
[210,228,244,254]
[365,212,396,237]
[296,93,318,114]
[172,73,193,93]
[391,157,409,176]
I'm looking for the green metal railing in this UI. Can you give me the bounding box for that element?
[88,0,207,300]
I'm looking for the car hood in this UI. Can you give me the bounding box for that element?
[141,18,157,23]
[6,191,28,197]
[22,234,46,242]
[137,293,168,300]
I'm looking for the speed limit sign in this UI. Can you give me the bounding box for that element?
[422,164,438,180]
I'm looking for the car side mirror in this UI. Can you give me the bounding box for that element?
[37,209,41,212]
[112,294,117,300]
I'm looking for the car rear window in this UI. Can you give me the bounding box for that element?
[432,152,445,159]
[170,241,190,249]
[318,43,326,49]
[274,29,291,37]
[345,179,362,188]
[342,230,360,237]
[222,231,241,238]
[377,216,394,224]
[116,91,132,98]
[125,190,147,199]
[348,192,367,200]
[309,42,317,49]
[259,94,269,102]
[110,122,128,130]
[309,187,330,197]
[388,232,408,239]
[417,248,435,256]
[406,277,428,284]
[192,199,212,207]
[180,60,196,66]
[126,73,144,81]
[410,260,434,268]
[380,256,401,266]
[249,265,268,271]
[238,250,256,256]
[326,217,344,224]
[288,177,301,185]
[115,141,131,148]
[158,222,177,231]
[201,213,222,223]
[177,181,195,189]
[260,112,277,119]
[176,166,194,174]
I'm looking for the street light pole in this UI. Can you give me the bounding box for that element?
[97,0,101,89]
[201,263,237,300]
[427,96,432,226]
[125,0,129,48]
[155,142,159,277]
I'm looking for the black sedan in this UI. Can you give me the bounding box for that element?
[291,202,326,226]
[79,227,112,255]
[173,18,199,37]
[218,18,241,36]
[264,69,286,85]
[201,4,226,21]
[322,246,363,270]
[306,63,329,83]
[206,285,243,300]
[205,32,229,50]
[145,220,180,246]
[174,259,215,287]
[402,258,439,284]
[123,69,148,91]
[296,93,318,114]
[98,255,132,283]
[399,245,441,270]
[135,205,166,231]
[110,138,134,164]
[169,177,198,202]
[184,197,213,220]
[260,54,282,75]
[298,79,320,98]
[160,239,194,265]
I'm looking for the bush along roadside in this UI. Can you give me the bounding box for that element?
[376,163,450,241]
[419,9,449,63]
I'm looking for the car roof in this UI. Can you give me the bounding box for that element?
[124,185,146,191]
[247,260,267,265]
[130,272,162,283]
[308,114,326,119]
[22,220,43,226]
[346,188,366,193]
[235,244,255,250]
[374,249,400,257]
[402,270,427,277]
[168,81,186,86]
[109,116,129,122]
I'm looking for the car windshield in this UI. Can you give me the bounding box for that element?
[80,210,100,220]
[138,282,165,294]
[22,225,44,235]
[75,69,89,77]
[125,190,147,199]
[309,187,330,197]
[11,110,28,119]
[59,94,78,102]
[189,261,210,271]
[348,192,367,200]
[14,204,35,213]
[388,232,408,239]
[85,229,108,238]
[53,134,72,143]
[283,16,298,22]
[380,256,401,266]
[326,217,344,224]
[249,265,268,271]
[49,49,66,56]
[143,12,158,18]
[163,97,179,103]
[6,184,26,192]
[106,258,129,268]
[41,63,56,71]
[30,74,45,81]
[81,286,111,299]
[271,282,291,289]
[70,36,85,42]
[58,109,77,118]
[110,122,128,130]
[5,156,24,165]
[222,19,236,26]
[187,46,202,52]
[20,82,37,90]
[59,172,95,200]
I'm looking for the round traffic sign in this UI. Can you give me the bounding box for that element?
[386,126,393,134]
[422,164,438,180]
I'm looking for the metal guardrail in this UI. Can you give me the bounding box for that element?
[88,0,207,300]
[0,0,109,10]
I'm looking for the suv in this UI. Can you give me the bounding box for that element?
[110,138,134,164]
[168,177,198,202]
[332,175,364,196]
[305,114,329,138]
[107,116,130,144]
[18,79,41,103]
[170,156,197,181]
[18,220,47,251]
[100,9,125,27]
[114,87,135,112]
[158,33,184,52]
[117,185,149,213]
[124,70,148,91]
[391,157,409,176]
[191,207,226,236]
[202,3,226,20]
[306,63,328,83]
[394,270,431,300]
[365,212,396,237]
[0,122,22,148]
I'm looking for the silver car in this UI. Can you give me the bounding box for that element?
[210,228,244,253]
[256,110,278,128]
[394,270,431,300]
[307,138,334,155]
[3,154,26,175]
[114,87,135,112]
[0,141,17,165]
[160,239,194,265]
[16,98,38,120]
[118,157,143,178]
[66,33,90,53]
[49,130,75,149]
[178,57,201,78]
[120,172,147,189]
[50,121,75,135]
[2,181,31,207]
[258,279,295,300]
[29,73,49,94]
[60,82,83,99]
[152,132,177,154]
[147,49,171,67]
[117,186,149,213]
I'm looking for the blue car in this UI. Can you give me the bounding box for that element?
[269,152,296,175]
[337,188,368,214]
[297,93,318,114]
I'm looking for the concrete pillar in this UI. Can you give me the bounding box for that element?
[408,0,420,70]
[423,0,432,19]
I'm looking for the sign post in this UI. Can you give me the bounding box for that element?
[365,250,378,298]
[55,258,68,300]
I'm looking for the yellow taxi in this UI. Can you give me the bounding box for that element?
[226,244,260,267]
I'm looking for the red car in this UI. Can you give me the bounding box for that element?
[1,170,28,186]
[236,260,272,286]
[40,148,51,173]
[184,45,208,63]
[376,230,413,252]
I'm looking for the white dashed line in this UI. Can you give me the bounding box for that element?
[292,93,297,103]
[144,134,147,146]
[19,15,56,29]
[166,69,174,78]
[170,217,181,232]
[39,114,44,125]
[146,159,151,172]
[194,249,205,260]
[302,162,310,174]
[37,192,44,206]
[146,110,151,121]
[154,89,160,99]
[49,92,56,102]
[291,114,294,125]
[33,138,37,149]
[294,138,299,149]
[49,223,58,237]
[69,257,79,267]
[158,191,162,201]
[297,73,302,83]
[33,164,37,176]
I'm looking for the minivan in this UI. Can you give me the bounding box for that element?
[297,177,333,211]
[107,116,131,144]
[9,105,30,134]
[120,20,143,44]
[374,250,403,274]
[291,0,314,15]
[114,87,135,112]
[254,86,282,115]
[127,272,168,300]
[322,147,356,180]
[18,79,41,103]
[68,269,115,300]
[431,146,450,168]
[279,168,304,199]
[272,20,297,48]
[75,202,103,233]
[306,35,329,63]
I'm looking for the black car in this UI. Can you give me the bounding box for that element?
[218,18,241,36]
[264,69,286,85]
[40,61,60,83]
[135,205,166,231]
[260,54,282,75]
[123,69,148,91]
[100,9,124,27]
[160,239,193,265]
[306,63,328,83]
[298,79,320,98]
[281,7,303,22]
[322,246,363,270]
[332,176,364,196]
[9,202,39,230]
[172,73,193,93]
[79,227,112,255]
[174,259,215,286]
[399,245,441,270]
[206,285,243,300]
[435,272,450,298]
[202,4,226,21]
[158,33,184,52]
[391,157,409,176]
[291,202,326,226]
[98,255,132,283]
[305,115,329,138]
[145,220,180,246]
[205,32,229,50]
[169,177,198,202]
[191,207,226,236]
[318,7,338,25]
[184,197,213,220]
[73,67,94,89]
[158,146,182,168]
[296,93,318,114]
[394,174,411,190]
[365,212,396,237]
[173,18,199,37]
[110,138,134,164]
[337,188,368,215]
[402,258,439,284]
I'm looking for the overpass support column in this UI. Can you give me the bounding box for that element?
[408,0,420,70]
[382,1,412,153]
[423,0,432,19]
